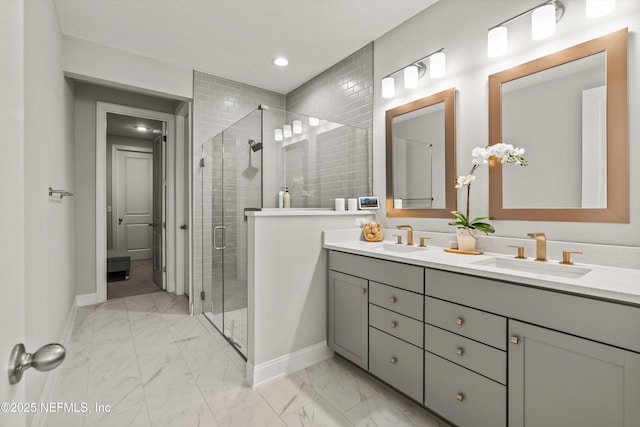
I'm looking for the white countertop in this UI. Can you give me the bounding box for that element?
[246,208,376,217]
[323,231,640,307]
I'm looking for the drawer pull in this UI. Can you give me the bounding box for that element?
[390,321,397,329]
[456,393,465,402]
[389,296,397,303]
[455,348,464,356]
[510,336,520,345]
[455,317,464,326]
[390,357,397,364]
[361,288,366,295]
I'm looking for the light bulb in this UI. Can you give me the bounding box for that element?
[532,4,556,40]
[488,26,508,58]
[274,128,283,141]
[586,0,615,18]
[404,65,419,88]
[283,124,292,138]
[429,52,446,78]
[382,77,395,98]
[292,120,302,134]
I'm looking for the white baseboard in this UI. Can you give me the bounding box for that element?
[76,292,98,307]
[31,301,78,427]
[247,342,333,388]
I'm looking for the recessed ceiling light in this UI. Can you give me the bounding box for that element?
[273,57,289,67]
[135,125,149,132]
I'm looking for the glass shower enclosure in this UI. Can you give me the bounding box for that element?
[196,105,370,359]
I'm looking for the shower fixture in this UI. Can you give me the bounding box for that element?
[248,139,263,152]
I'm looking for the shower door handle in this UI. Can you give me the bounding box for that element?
[213,226,227,250]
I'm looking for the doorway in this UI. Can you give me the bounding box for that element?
[96,102,181,304]
[107,113,164,299]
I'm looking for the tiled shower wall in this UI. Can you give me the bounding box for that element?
[193,73,284,315]
[285,42,373,192]
[192,43,374,315]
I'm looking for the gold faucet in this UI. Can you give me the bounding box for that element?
[397,225,414,246]
[527,232,547,262]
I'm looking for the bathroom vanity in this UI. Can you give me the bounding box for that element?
[325,236,640,427]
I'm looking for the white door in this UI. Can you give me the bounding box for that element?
[114,148,153,260]
[152,132,166,289]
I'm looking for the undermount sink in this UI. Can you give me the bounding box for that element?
[472,257,591,279]
[374,242,426,253]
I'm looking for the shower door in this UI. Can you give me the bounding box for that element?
[206,108,262,359]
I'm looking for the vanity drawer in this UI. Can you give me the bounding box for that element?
[370,304,423,348]
[369,281,423,321]
[369,327,423,402]
[425,352,506,427]
[425,297,506,350]
[329,251,424,293]
[424,324,506,384]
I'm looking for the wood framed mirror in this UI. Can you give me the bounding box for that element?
[488,28,628,223]
[385,88,456,218]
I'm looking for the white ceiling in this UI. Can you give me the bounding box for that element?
[107,113,163,140]
[53,0,438,94]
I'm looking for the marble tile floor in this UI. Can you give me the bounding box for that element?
[46,292,449,427]
[205,307,248,357]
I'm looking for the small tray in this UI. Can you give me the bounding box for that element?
[444,248,483,255]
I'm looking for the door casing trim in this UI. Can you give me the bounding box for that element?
[96,102,176,302]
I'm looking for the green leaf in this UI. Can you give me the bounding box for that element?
[472,222,495,234]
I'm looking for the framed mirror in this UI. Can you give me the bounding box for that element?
[386,88,456,218]
[489,28,628,223]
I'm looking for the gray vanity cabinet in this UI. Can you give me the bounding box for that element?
[328,270,368,369]
[509,320,640,427]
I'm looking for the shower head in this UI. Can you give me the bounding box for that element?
[248,139,263,152]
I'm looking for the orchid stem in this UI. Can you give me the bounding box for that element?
[465,164,478,221]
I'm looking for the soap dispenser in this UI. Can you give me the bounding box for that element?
[278,187,285,208]
[283,187,291,208]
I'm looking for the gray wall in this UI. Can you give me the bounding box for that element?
[106,135,154,249]
[74,82,177,295]
[22,0,76,419]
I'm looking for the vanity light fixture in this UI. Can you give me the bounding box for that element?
[292,119,302,134]
[531,3,557,40]
[381,76,395,98]
[488,26,508,58]
[274,128,283,141]
[487,0,565,57]
[135,125,149,132]
[308,117,319,126]
[586,0,615,18]
[283,124,292,138]
[381,48,445,98]
[403,64,420,88]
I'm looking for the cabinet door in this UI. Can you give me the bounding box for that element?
[509,320,640,427]
[328,271,368,369]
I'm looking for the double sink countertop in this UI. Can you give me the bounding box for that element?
[323,229,640,307]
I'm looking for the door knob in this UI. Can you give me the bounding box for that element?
[180,224,188,230]
[8,343,66,385]
[118,218,123,224]
[148,223,155,227]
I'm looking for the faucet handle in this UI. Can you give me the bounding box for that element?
[418,237,430,247]
[393,234,403,244]
[508,245,526,259]
[527,232,546,239]
[560,251,582,265]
